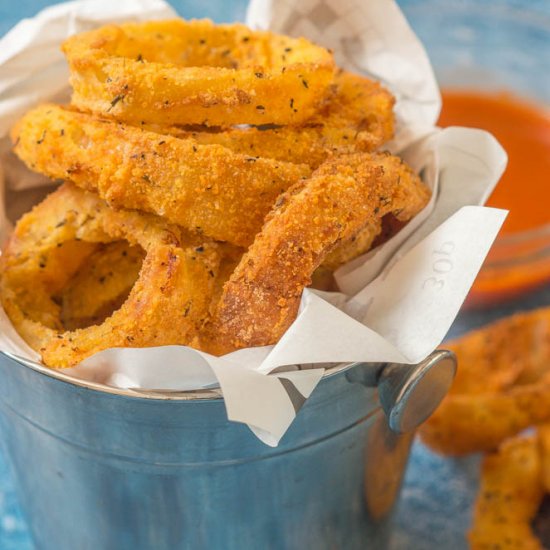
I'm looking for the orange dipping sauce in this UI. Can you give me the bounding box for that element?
[438,90,550,234]
[438,90,550,305]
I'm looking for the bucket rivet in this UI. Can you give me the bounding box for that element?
[378,350,457,434]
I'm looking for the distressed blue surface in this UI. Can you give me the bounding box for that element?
[2,0,550,548]
[0,454,32,550]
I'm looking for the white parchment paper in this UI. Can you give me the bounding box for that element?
[0,0,507,446]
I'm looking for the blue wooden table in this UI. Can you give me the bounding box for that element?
[1,1,550,548]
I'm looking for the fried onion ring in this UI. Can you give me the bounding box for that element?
[200,152,430,355]
[61,239,243,333]
[469,434,544,549]
[420,307,550,455]
[12,104,311,247]
[167,71,395,168]
[62,19,335,127]
[0,183,222,368]
[60,241,145,330]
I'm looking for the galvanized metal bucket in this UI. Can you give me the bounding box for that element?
[0,350,455,550]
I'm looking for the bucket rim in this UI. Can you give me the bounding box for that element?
[1,351,366,401]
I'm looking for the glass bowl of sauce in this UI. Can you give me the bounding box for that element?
[400,0,550,306]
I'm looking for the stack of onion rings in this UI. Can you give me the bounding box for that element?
[12,104,311,247]
[3,18,431,367]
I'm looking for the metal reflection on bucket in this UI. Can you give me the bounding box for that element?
[0,349,454,550]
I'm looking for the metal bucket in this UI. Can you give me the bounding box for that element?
[0,350,455,550]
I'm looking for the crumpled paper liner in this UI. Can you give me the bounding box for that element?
[0,0,507,446]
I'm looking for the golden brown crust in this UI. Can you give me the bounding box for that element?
[469,434,544,549]
[539,424,550,494]
[62,19,335,127]
[321,221,383,271]
[200,152,430,355]
[420,307,550,455]
[0,184,222,368]
[4,19,434,365]
[168,71,395,168]
[12,104,311,247]
[60,241,145,330]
